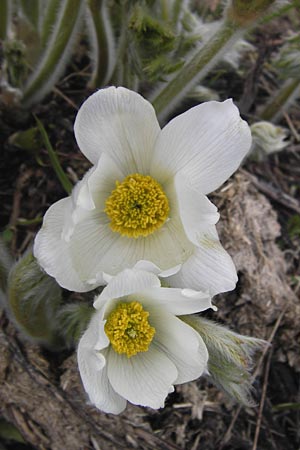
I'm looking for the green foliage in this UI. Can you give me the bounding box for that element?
[8,126,43,153]
[126,1,198,82]
[129,5,176,53]
[19,0,40,30]
[0,418,25,444]
[272,402,300,411]
[3,40,27,88]
[35,116,73,194]
[7,251,63,347]
[129,4,177,80]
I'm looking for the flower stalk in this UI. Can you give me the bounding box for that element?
[22,0,84,107]
[151,0,280,120]
[40,0,61,49]
[87,0,115,88]
[151,18,240,120]
[260,78,300,122]
[19,0,40,31]
[0,0,10,40]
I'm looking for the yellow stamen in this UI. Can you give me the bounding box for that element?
[104,301,155,358]
[104,173,169,238]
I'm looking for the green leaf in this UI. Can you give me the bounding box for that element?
[9,126,43,153]
[0,418,25,444]
[35,116,73,194]
[272,402,300,411]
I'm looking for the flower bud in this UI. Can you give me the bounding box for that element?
[250,121,289,160]
[7,251,63,347]
[188,85,220,102]
[181,316,267,406]
[56,303,94,348]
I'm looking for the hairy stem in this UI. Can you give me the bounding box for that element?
[22,0,84,107]
[151,19,240,121]
[0,0,10,40]
[260,78,300,122]
[40,0,61,49]
[87,0,115,88]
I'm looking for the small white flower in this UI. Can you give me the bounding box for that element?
[34,87,251,294]
[77,269,213,414]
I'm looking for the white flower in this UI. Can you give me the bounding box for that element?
[34,86,251,294]
[77,269,213,414]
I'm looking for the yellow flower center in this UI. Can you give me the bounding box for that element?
[104,301,155,358]
[104,173,169,238]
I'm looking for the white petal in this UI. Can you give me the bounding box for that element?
[142,215,194,269]
[64,153,124,242]
[165,226,237,295]
[151,99,252,194]
[136,287,214,315]
[174,172,219,245]
[93,269,160,309]
[78,310,109,363]
[150,308,208,384]
[77,312,126,414]
[133,260,181,277]
[70,213,193,286]
[78,347,126,414]
[74,86,161,172]
[33,198,91,292]
[107,346,178,409]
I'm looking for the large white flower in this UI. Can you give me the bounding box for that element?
[34,86,251,294]
[77,269,213,414]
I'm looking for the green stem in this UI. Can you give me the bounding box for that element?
[20,0,40,30]
[151,19,240,120]
[40,0,61,49]
[110,2,130,85]
[22,0,84,107]
[260,78,300,122]
[87,0,113,88]
[35,116,73,195]
[172,0,184,26]
[0,0,9,40]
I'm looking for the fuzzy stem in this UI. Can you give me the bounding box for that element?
[22,0,84,107]
[151,19,240,120]
[172,0,184,26]
[260,78,300,122]
[110,2,130,86]
[20,0,40,30]
[87,0,114,88]
[40,0,61,49]
[0,0,9,40]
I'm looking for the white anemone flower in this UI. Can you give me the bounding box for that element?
[34,86,252,294]
[77,269,214,414]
